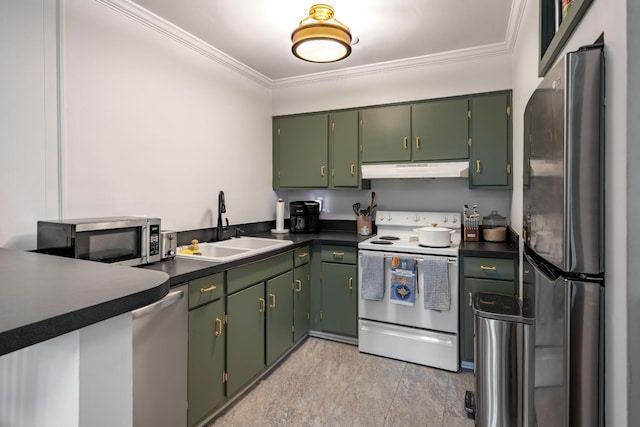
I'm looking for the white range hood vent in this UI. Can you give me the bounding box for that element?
[361,161,469,179]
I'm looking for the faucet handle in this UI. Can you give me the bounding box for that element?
[235,227,245,238]
[225,218,230,228]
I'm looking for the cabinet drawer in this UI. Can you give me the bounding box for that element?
[294,246,311,267]
[321,245,357,264]
[227,252,292,294]
[189,273,224,309]
[463,257,516,281]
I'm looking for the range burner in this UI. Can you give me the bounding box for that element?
[371,240,393,245]
[378,236,400,241]
[418,243,451,249]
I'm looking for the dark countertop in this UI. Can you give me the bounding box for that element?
[143,230,367,286]
[459,227,520,258]
[0,248,170,356]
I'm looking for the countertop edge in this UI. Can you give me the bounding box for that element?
[1,249,170,357]
[144,232,363,285]
[0,281,168,357]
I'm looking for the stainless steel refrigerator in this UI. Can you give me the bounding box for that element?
[522,43,604,427]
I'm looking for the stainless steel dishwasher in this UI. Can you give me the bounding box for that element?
[133,284,188,427]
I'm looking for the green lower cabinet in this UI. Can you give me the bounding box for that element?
[266,271,294,366]
[188,298,225,427]
[461,277,517,365]
[321,262,358,337]
[226,283,265,397]
[293,261,311,343]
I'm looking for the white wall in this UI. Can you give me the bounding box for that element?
[60,0,275,232]
[273,53,512,116]
[509,0,628,425]
[0,0,59,250]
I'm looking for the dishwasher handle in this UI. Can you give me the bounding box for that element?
[132,289,185,320]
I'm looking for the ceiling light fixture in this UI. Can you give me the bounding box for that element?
[291,4,352,63]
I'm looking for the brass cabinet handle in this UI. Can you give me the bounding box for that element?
[480,265,497,271]
[295,279,302,292]
[258,297,265,313]
[415,136,421,149]
[298,252,308,259]
[469,292,473,307]
[476,160,481,173]
[269,293,276,308]
[200,284,217,293]
[214,318,223,336]
[320,165,326,177]
[403,137,408,149]
[348,277,353,290]
[332,251,344,259]
[350,163,356,176]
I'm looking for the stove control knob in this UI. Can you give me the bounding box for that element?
[451,216,458,223]
[443,217,449,223]
[387,213,392,221]
[378,213,385,221]
[413,215,420,222]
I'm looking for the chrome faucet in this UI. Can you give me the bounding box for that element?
[216,190,226,241]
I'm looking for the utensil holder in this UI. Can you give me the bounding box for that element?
[463,226,480,242]
[357,215,372,236]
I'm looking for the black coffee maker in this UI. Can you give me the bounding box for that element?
[290,201,320,233]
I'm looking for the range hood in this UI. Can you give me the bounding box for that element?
[361,161,469,179]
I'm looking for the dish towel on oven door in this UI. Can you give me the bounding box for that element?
[390,256,416,306]
[360,252,385,300]
[420,256,450,310]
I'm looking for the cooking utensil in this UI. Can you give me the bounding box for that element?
[413,225,455,247]
[368,191,376,217]
[353,203,361,216]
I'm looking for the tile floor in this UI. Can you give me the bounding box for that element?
[208,337,475,426]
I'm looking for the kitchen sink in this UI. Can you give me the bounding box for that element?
[176,237,294,262]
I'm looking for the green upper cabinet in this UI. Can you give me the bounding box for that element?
[329,110,360,188]
[412,98,470,161]
[469,92,512,188]
[360,105,411,163]
[275,113,329,188]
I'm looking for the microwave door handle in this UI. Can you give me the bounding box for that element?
[141,224,148,263]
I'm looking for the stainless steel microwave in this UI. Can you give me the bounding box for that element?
[37,217,161,266]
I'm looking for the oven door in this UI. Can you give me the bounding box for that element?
[358,250,459,333]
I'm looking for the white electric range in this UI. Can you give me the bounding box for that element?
[358,210,461,372]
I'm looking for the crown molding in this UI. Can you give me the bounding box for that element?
[271,42,513,89]
[94,0,272,88]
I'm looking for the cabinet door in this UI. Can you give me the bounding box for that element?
[361,105,411,163]
[461,277,517,364]
[226,283,265,396]
[293,262,311,343]
[321,262,358,337]
[277,114,329,188]
[412,98,470,161]
[266,271,294,366]
[469,92,512,188]
[188,298,225,427]
[330,110,360,188]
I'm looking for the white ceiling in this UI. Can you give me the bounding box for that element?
[130,0,519,82]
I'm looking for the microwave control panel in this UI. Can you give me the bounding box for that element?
[149,224,160,256]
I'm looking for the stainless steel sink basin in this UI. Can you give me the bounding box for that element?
[176,237,294,262]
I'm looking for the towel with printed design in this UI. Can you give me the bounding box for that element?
[390,256,416,306]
